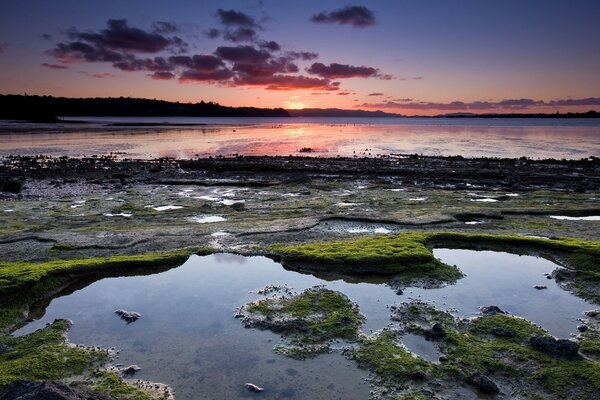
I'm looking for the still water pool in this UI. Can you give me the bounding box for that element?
[14,249,595,399]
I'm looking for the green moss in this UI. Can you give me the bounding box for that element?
[353,308,600,398]
[469,314,546,341]
[92,371,156,400]
[245,288,364,344]
[352,330,432,383]
[269,232,434,266]
[396,391,428,400]
[270,231,600,272]
[0,320,106,387]
[246,300,271,316]
[50,242,78,251]
[442,314,600,397]
[580,338,600,355]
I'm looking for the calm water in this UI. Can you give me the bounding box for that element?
[0,117,598,159]
[14,249,594,400]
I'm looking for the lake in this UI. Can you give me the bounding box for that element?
[0,117,598,159]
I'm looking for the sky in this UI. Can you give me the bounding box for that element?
[0,0,599,115]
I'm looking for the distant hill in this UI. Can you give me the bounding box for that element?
[437,111,600,118]
[287,108,403,118]
[0,94,290,121]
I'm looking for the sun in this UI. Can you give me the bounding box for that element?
[284,100,306,110]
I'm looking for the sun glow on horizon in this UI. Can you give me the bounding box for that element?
[284,100,306,110]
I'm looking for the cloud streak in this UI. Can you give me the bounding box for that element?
[359,97,600,112]
[307,62,391,79]
[311,6,376,28]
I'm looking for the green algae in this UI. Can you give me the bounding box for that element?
[351,330,432,383]
[0,319,107,387]
[244,287,364,352]
[92,371,158,400]
[269,231,600,300]
[356,303,600,399]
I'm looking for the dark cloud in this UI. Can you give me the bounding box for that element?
[259,40,281,52]
[337,92,352,95]
[72,19,186,53]
[48,19,189,67]
[358,97,600,111]
[547,97,600,106]
[287,51,318,61]
[41,63,68,70]
[50,41,124,63]
[215,45,270,64]
[150,71,175,80]
[368,92,384,96]
[205,28,221,39]
[180,68,235,82]
[233,57,298,77]
[311,6,376,28]
[113,56,171,72]
[233,74,339,91]
[217,9,259,28]
[152,21,178,34]
[169,54,225,70]
[223,27,258,43]
[307,62,388,79]
[42,34,52,40]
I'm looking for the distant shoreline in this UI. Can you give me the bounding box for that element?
[1,94,598,122]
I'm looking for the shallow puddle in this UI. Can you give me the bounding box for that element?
[549,215,600,221]
[402,334,441,363]
[189,215,227,223]
[401,249,594,338]
[13,249,595,399]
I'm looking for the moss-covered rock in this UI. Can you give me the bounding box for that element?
[241,287,364,357]
[0,319,107,387]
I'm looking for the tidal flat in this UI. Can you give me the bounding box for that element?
[0,155,599,399]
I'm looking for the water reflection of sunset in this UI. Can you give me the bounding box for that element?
[1,121,598,160]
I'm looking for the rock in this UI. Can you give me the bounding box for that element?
[122,365,141,375]
[231,202,245,211]
[469,374,500,395]
[0,179,22,194]
[533,285,547,290]
[0,343,12,355]
[577,325,588,333]
[396,288,403,295]
[480,305,506,315]
[409,371,426,380]
[529,335,580,358]
[0,380,110,400]
[245,383,264,392]
[491,327,516,338]
[424,323,446,340]
[114,309,141,323]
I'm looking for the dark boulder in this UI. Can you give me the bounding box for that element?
[469,374,500,395]
[0,380,110,400]
[480,306,506,315]
[529,335,580,358]
[424,323,446,340]
[114,309,141,323]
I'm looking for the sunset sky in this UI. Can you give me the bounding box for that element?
[1,0,599,115]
